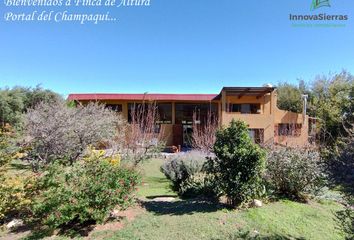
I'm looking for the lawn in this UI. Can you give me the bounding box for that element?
[90,158,345,240]
[0,158,346,240]
[136,158,176,198]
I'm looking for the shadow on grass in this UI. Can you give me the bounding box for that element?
[145,194,178,199]
[141,198,227,216]
[10,219,97,240]
[8,223,53,240]
[335,207,354,239]
[213,230,306,240]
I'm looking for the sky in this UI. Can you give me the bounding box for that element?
[1,0,354,96]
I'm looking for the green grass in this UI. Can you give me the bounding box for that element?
[93,199,344,240]
[2,158,346,240]
[90,158,346,240]
[137,158,176,198]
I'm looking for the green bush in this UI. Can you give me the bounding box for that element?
[206,120,266,206]
[31,155,140,229]
[265,147,325,201]
[0,174,35,222]
[161,151,207,192]
[0,126,16,168]
[336,207,354,240]
[0,125,34,223]
[179,173,218,198]
[161,151,217,197]
[0,86,61,128]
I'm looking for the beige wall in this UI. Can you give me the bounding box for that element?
[222,113,275,144]
[274,108,304,124]
[273,106,309,147]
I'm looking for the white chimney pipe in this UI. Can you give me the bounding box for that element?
[301,94,308,125]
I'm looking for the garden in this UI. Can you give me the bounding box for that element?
[0,72,353,240]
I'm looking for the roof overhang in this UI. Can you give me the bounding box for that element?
[67,93,220,102]
[222,87,275,99]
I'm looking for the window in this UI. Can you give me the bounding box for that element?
[127,103,172,124]
[250,104,261,114]
[277,124,302,136]
[128,103,149,123]
[230,104,241,112]
[242,104,252,113]
[175,103,218,125]
[106,104,122,112]
[249,129,264,144]
[156,103,172,124]
[229,104,261,114]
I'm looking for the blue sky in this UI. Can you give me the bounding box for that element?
[1,0,354,96]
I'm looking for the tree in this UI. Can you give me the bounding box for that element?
[0,86,61,127]
[309,71,354,145]
[0,89,25,128]
[0,125,15,168]
[308,71,354,239]
[206,120,266,206]
[121,101,165,166]
[192,111,218,154]
[23,101,123,170]
[276,71,353,145]
[276,82,303,113]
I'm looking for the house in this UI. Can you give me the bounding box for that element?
[68,86,309,147]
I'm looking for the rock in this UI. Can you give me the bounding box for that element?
[252,199,263,208]
[110,209,121,219]
[151,197,176,202]
[6,219,24,229]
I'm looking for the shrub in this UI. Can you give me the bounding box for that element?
[0,126,34,222]
[206,120,266,206]
[161,151,208,192]
[83,146,121,166]
[325,133,354,191]
[179,173,218,198]
[161,151,218,197]
[265,147,325,201]
[31,154,140,229]
[336,207,354,240]
[23,101,124,170]
[0,127,13,168]
[0,173,35,222]
[0,125,21,168]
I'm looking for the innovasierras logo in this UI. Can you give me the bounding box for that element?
[290,0,348,22]
[311,0,330,11]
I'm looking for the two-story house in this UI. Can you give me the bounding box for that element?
[68,86,309,147]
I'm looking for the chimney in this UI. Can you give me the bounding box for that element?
[301,94,308,125]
